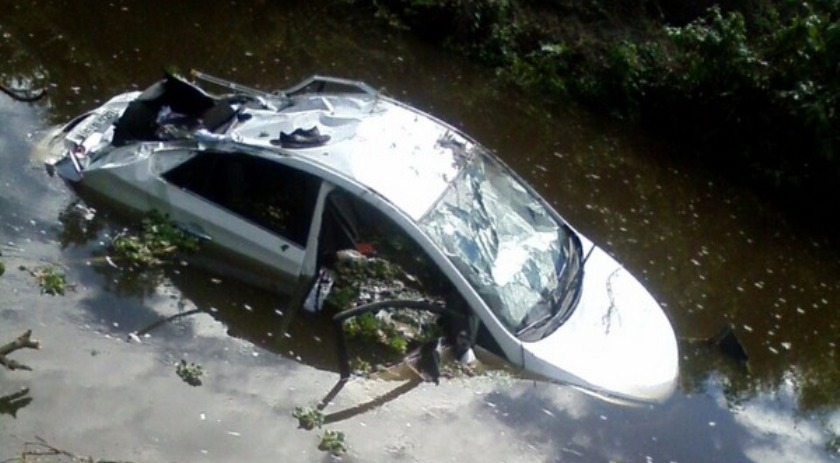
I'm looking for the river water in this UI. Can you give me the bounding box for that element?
[2,1,839,462]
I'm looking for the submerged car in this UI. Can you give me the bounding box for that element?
[45,70,679,403]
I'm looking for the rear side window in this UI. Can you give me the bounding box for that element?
[163,151,321,246]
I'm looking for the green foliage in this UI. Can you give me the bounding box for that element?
[111,210,199,268]
[344,311,413,357]
[318,430,347,456]
[368,0,840,205]
[349,356,373,374]
[0,260,5,277]
[664,7,764,91]
[293,406,325,430]
[387,333,409,355]
[325,283,359,311]
[32,266,68,296]
[175,360,204,386]
[344,312,380,338]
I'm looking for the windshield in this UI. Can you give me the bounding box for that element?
[419,151,581,337]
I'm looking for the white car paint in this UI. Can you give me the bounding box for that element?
[45,72,680,404]
[522,245,679,402]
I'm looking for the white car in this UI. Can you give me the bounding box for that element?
[46,71,679,403]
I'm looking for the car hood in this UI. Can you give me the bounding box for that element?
[522,242,679,403]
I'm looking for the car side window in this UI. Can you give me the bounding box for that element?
[162,151,321,246]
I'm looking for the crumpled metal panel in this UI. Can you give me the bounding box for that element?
[420,152,570,331]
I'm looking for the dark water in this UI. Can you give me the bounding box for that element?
[2,1,840,462]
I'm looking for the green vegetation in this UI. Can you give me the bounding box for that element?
[175,360,204,386]
[349,356,373,374]
[344,311,412,357]
[29,266,68,296]
[326,255,440,361]
[293,406,326,430]
[318,430,347,456]
[0,260,5,277]
[363,0,840,219]
[111,210,199,268]
[292,407,347,456]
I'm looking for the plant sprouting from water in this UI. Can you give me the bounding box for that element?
[318,429,347,456]
[175,360,204,386]
[26,266,69,296]
[292,406,325,430]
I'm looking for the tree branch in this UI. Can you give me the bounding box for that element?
[0,330,41,371]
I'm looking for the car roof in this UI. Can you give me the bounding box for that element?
[228,94,473,221]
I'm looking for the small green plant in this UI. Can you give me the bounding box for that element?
[175,360,204,386]
[344,312,379,338]
[325,284,360,312]
[387,331,408,355]
[293,406,325,430]
[318,430,347,456]
[32,266,68,296]
[0,260,5,277]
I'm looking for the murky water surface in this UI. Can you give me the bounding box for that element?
[2,1,840,462]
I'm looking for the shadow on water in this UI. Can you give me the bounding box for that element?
[0,388,32,418]
[51,196,511,430]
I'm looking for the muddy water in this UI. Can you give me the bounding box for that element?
[2,1,840,462]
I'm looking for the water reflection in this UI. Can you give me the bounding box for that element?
[4,0,840,460]
[56,201,104,249]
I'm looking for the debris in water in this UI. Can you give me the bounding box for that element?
[293,406,325,430]
[176,360,204,386]
[318,430,347,456]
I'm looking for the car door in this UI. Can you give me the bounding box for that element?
[159,150,323,290]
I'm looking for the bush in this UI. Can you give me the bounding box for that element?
[361,0,840,217]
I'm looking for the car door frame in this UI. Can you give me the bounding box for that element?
[157,148,328,294]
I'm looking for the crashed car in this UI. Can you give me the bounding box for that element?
[45,70,679,403]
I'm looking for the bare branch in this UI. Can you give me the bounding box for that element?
[0,330,41,371]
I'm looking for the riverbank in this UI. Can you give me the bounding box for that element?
[356,0,839,225]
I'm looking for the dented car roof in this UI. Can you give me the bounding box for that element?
[228,94,471,221]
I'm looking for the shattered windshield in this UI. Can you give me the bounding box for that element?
[419,151,580,337]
